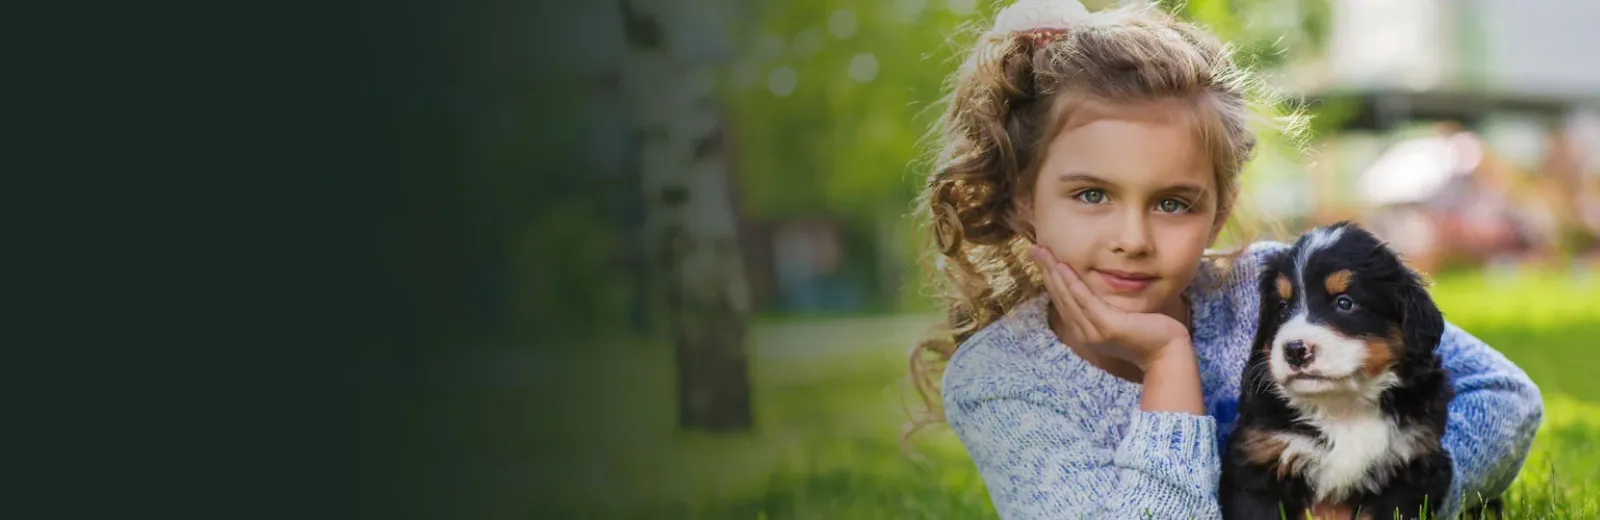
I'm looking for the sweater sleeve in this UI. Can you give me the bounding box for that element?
[947,383,1222,520]
[1434,322,1544,520]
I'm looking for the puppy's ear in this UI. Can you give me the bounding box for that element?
[1237,253,1287,399]
[1397,268,1445,366]
[1370,236,1443,355]
[1250,251,1288,357]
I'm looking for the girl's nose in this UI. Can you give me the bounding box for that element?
[1111,213,1153,257]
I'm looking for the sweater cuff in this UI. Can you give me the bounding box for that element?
[1113,410,1220,492]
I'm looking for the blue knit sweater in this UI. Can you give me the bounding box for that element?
[943,241,1543,520]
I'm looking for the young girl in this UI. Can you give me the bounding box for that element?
[906,1,1544,519]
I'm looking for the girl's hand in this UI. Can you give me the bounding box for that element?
[1028,244,1191,370]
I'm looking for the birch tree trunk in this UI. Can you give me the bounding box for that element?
[617,0,753,431]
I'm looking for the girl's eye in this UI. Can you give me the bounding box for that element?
[1075,189,1107,204]
[1335,295,1356,312]
[1156,198,1191,213]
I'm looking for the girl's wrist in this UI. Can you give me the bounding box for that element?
[1137,340,1205,415]
[1139,338,1194,372]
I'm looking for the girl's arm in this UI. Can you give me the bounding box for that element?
[1142,344,1207,415]
[945,349,1220,520]
[1434,322,1543,520]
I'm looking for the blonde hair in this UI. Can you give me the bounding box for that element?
[904,3,1301,441]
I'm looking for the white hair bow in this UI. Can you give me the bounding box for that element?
[990,0,1093,34]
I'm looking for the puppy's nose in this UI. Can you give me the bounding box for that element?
[1284,340,1314,369]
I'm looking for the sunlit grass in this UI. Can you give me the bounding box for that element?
[512,266,1598,518]
[1430,268,1600,401]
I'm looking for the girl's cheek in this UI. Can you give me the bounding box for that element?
[1036,200,1083,225]
[1155,220,1213,252]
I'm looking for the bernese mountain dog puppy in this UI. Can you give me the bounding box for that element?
[1220,222,1454,520]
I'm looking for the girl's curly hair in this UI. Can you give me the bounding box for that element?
[903,4,1301,442]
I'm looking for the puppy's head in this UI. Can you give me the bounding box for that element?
[1254,222,1444,399]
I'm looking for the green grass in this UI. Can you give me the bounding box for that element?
[506,267,1598,518]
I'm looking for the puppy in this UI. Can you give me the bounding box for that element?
[1220,222,1453,520]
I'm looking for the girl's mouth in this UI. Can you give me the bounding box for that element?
[1094,269,1156,293]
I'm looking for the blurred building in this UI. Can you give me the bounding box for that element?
[1284,0,1600,273]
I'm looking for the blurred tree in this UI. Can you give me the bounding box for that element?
[619,0,754,432]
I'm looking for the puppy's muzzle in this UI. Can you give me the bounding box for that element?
[1283,340,1314,370]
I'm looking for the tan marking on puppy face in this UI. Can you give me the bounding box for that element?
[1276,274,1292,301]
[1324,269,1353,295]
[1360,329,1402,378]
[1237,427,1307,478]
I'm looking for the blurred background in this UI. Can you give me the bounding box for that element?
[327,0,1600,518]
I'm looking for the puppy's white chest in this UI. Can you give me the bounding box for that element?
[1276,412,1408,501]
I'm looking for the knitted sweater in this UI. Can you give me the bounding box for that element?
[942,241,1543,520]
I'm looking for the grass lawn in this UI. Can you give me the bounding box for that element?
[507,268,1599,519]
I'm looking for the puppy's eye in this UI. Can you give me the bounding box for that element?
[1335,295,1357,312]
[1276,300,1289,317]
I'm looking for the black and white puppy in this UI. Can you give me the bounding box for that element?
[1220,222,1453,520]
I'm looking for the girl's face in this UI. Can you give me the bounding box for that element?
[1022,98,1226,315]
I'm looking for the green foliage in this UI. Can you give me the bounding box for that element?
[458,75,645,344]
[1162,0,1330,70]
[508,195,632,341]
[724,0,986,224]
